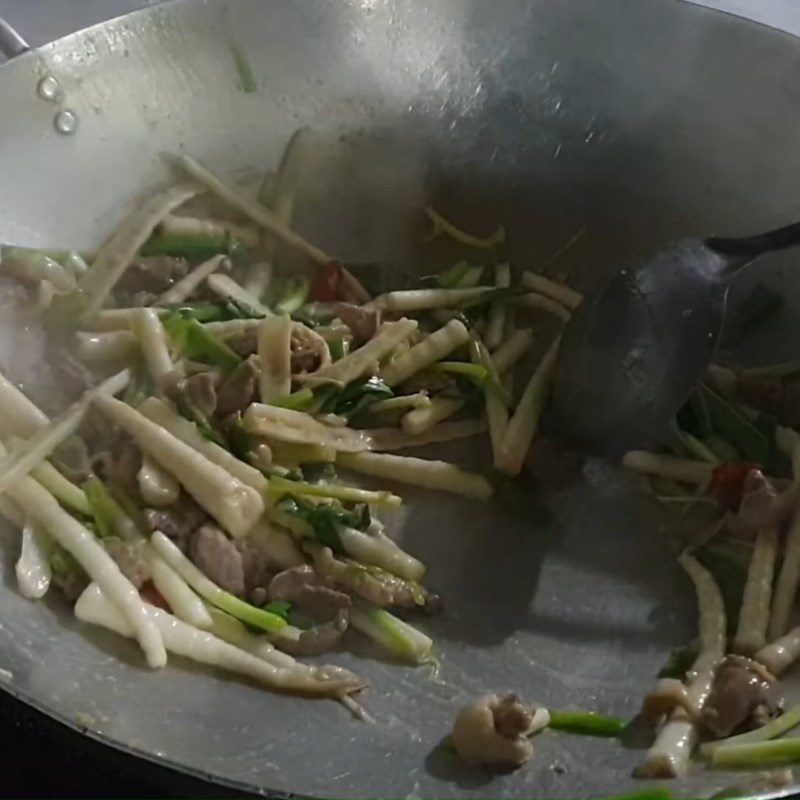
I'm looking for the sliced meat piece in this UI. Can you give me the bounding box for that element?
[103,538,151,590]
[736,376,784,420]
[116,256,190,296]
[99,442,143,503]
[334,303,381,346]
[290,323,331,376]
[216,356,259,417]
[701,655,784,738]
[179,371,218,420]
[189,523,245,596]
[267,564,351,621]
[227,328,258,359]
[144,491,208,550]
[237,539,271,602]
[274,610,349,656]
[306,544,440,612]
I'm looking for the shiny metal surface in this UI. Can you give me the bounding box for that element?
[0,1,799,797]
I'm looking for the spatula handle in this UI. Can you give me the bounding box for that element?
[708,219,800,263]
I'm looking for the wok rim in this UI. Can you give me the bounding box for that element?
[0,0,799,797]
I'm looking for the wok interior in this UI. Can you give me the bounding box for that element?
[0,0,800,796]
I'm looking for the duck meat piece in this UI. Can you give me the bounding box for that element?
[189,523,246,596]
[267,564,351,621]
[99,442,143,502]
[306,544,441,612]
[227,328,259,359]
[274,610,349,657]
[143,491,208,550]
[334,303,381,346]
[290,323,331,376]
[116,256,190,296]
[701,655,784,738]
[216,357,259,417]
[237,538,271,602]
[178,371,218,420]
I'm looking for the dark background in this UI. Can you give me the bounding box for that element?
[1,692,260,799]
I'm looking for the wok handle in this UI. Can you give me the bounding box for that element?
[0,17,30,60]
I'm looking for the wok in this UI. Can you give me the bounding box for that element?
[1,1,800,796]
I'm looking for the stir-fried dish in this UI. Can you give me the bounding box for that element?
[2,129,800,786]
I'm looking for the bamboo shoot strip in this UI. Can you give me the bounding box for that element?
[0,369,130,498]
[492,328,534,374]
[769,506,800,640]
[338,451,493,500]
[137,397,267,493]
[756,627,800,676]
[130,308,172,385]
[484,263,511,349]
[178,155,330,265]
[243,404,374,452]
[310,319,418,385]
[520,271,583,310]
[150,532,286,633]
[94,393,264,538]
[637,552,725,778]
[622,451,714,485]
[79,182,203,315]
[5,461,166,667]
[0,369,49,437]
[368,419,486,451]
[145,550,212,629]
[401,397,465,436]
[496,339,560,476]
[379,319,470,387]
[75,331,138,365]
[16,521,52,600]
[516,293,572,323]
[372,287,492,312]
[206,273,271,316]
[257,315,293,402]
[734,527,778,655]
[154,254,228,307]
[75,582,363,697]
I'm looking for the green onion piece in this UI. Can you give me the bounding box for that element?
[675,429,720,464]
[84,478,128,540]
[598,789,674,800]
[230,40,257,93]
[261,600,291,620]
[349,603,433,663]
[547,709,626,737]
[268,474,401,508]
[435,361,489,381]
[700,384,791,477]
[702,700,800,758]
[140,233,232,261]
[164,303,232,323]
[424,207,505,250]
[162,310,241,371]
[273,276,310,315]
[330,376,393,417]
[711,737,800,768]
[270,387,315,411]
[329,337,349,361]
[276,496,364,551]
[425,261,470,288]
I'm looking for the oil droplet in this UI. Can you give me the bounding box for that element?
[37,75,63,103]
[54,109,78,135]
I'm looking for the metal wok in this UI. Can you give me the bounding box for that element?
[1,0,800,796]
